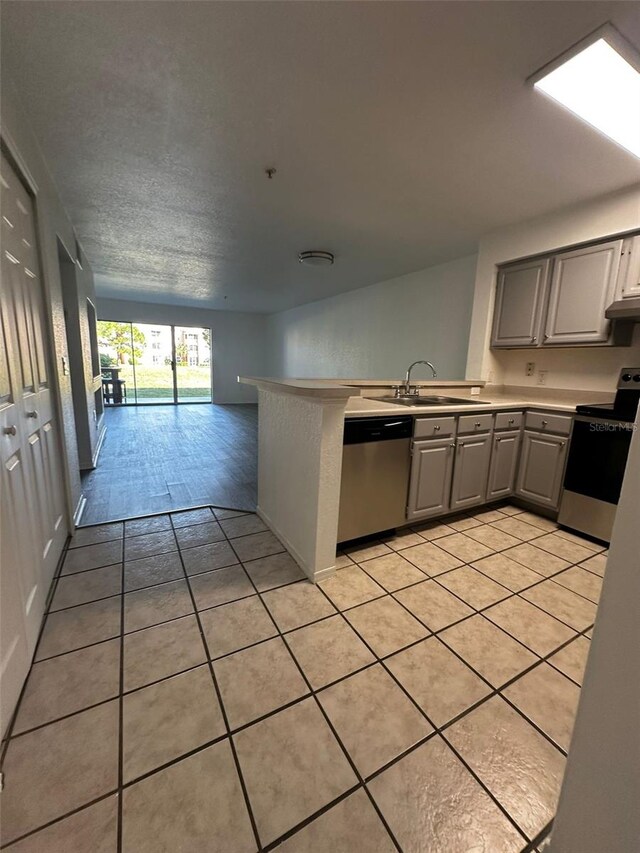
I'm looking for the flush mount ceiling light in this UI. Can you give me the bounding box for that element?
[529,24,640,158]
[298,250,334,266]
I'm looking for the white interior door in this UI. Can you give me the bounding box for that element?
[0,150,67,736]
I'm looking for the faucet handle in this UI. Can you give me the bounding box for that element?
[391,385,402,398]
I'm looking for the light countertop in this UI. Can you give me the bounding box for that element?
[345,390,611,417]
[239,376,613,415]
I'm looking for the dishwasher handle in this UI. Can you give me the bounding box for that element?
[343,416,413,445]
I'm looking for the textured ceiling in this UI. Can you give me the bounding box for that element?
[2,1,639,313]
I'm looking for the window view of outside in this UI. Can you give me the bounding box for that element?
[97,321,212,403]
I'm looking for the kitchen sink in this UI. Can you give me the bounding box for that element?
[365,395,488,407]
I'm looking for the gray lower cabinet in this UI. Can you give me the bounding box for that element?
[515,430,568,509]
[406,437,455,521]
[487,429,521,499]
[543,240,622,345]
[450,433,492,511]
[491,258,549,347]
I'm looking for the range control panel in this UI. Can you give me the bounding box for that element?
[617,368,640,389]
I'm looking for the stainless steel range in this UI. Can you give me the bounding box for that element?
[559,368,640,542]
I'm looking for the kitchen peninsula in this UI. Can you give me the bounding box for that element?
[239,376,612,582]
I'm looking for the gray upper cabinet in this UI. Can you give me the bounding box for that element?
[543,240,622,345]
[406,437,455,521]
[621,235,640,299]
[487,429,521,500]
[515,430,568,509]
[491,259,549,348]
[450,433,492,511]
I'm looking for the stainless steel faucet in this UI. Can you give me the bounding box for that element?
[401,360,437,395]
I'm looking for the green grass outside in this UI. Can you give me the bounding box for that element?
[105,365,212,401]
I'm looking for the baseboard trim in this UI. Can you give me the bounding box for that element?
[256,506,336,583]
[73,494,87,526]
[92,423,107,468]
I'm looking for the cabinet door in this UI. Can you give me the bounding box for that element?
[450,433,492,511]
[491,259,549,347]
[515,430,568,509]
[407,438,455,521]
[487,430,521,499]
[543,241,622,345]
[621,235,640,299]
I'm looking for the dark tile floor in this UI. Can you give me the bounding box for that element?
[80,404,258,524]
[0,503,603,852]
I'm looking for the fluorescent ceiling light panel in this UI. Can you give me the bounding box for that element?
[534,36,640,158]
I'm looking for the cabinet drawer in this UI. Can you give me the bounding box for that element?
[414,417,456,439]
[525,411,572,435]
[458,413,494,434]
[495,411,523,431]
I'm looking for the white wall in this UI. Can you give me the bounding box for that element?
[255,389,347,582]
[97,298,267,403]
[547,408,640,853]
[466,185,640,392]
[266,255,478,380]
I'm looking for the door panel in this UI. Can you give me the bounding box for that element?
[407,438,455,521]
[544,241,622,345]
[451,434,492,510]
[487,430,521,499]
[1,150,67,737]
[491,259,549,348]
[0,449,37,734]
[515,431,568,508]
[175,326,212,403]
[621,235,640,299]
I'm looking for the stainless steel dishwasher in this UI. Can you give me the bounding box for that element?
[337,415,413,543]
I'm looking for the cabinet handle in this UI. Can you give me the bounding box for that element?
[26,410,38,419]
[560,441,565,447]
[531,336,537,343]
[434,425,440,431]
[449,443,455,449]
[496,437,502,442]
[541,419,548,426]
[474,422,481,427]
[508,418,514,424]
[3,425,17,436]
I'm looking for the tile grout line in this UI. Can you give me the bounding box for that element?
[2,504,600,849]
[167,513,264,852]
[218,527,404,853]
[349,554,590,755]
[8,604,593,746]
[351,527,599,647]
[16,542,595,722]
[310,575,532,846]
[116,553,125,853]
[11,534,595,743]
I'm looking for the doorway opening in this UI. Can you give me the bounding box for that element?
[96,320,213,404]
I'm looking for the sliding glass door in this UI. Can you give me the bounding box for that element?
[97,321,212,404]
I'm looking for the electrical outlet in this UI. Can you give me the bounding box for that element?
[537,370,548,386]
[526,362,535,377]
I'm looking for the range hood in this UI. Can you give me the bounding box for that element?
[605,298,640,321]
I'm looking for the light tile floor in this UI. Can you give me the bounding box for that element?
[0,503,605,852]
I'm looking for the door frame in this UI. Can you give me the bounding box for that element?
[98,319,213,405]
